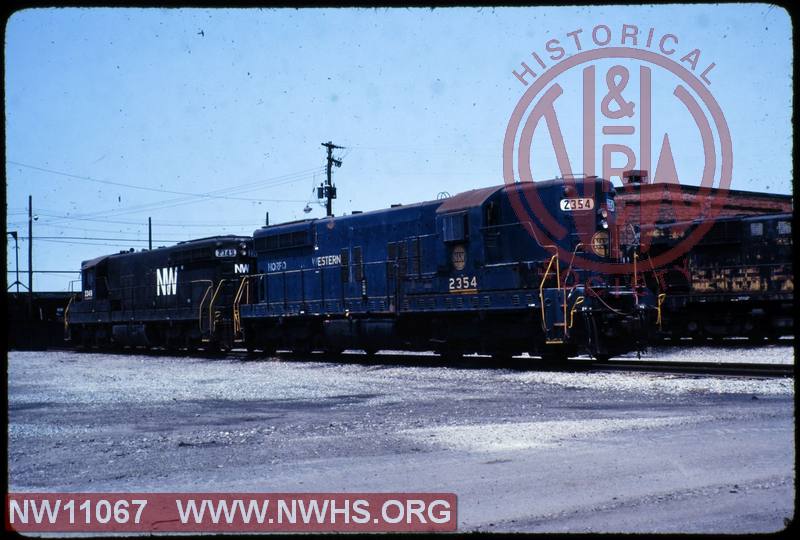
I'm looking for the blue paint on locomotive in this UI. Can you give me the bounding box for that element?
[240,178,619,319]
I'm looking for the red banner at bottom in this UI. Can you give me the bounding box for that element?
[6,492,457,532]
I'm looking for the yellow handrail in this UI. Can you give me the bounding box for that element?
[198,284,213,332]
[232,276,251,336]
[208,279,228,333]
[556,251,565,337]
[538,246,561,334]
[539,254,556,332]
[569,295,585,329]
[562,242,584,289]
[63,294,76,334]
[656,293,667,328]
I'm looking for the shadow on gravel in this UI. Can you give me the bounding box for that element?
[49,346,604,372]
[246,350,599,373]
[654,337,793,348]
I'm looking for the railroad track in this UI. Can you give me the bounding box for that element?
[567,358,794,378]
[43,347,794,377]
[236,350,794,378]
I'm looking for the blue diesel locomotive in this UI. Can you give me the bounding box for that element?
[237,177,658,361]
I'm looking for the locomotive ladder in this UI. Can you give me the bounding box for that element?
[198,283,214,335]
[232,275,256,338]
[539,248,568,344]
[206,279,228,341]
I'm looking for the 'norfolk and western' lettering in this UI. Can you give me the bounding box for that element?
[156,267,179,296]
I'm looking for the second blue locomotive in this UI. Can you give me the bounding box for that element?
[238,177,657,361]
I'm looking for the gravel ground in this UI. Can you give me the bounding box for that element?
[386,340,796,364]
[629,340,795,364]
[7,347,795,533]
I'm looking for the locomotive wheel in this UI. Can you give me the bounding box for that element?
[205,342,225,357]
[294,343,313,357]
[244,333,257,355]
[540,348,569,364]
[594,354,611,363]
[439,348,463,363]
[165,336,180,354]
[76,329,89,349]
[491,352,516,368]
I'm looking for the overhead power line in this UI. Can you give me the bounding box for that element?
[6,270,80,274]
[8,161,323,226]
[7,160,323,204]
[23,235,188,242]
[7,210,260,228]
[33,238,181,248]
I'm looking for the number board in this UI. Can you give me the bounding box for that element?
[560,198,594,211]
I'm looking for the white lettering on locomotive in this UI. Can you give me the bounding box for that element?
[156,267,179,296]
[314,254,342,267]
[234,263,250,274]
[266,261,287,272]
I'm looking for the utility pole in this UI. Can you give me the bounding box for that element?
[28,195,33,294]
[28,195,33,318]
[319,141,344,217]
[148,217,152,250]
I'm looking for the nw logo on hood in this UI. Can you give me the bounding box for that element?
[156,267,178,296]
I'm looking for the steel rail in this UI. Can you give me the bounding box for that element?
[34,348,795,377]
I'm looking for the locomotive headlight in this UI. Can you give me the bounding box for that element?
[600,208,608,219]
[600,219,609,229]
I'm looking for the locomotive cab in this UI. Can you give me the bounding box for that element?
[459,177,654,360]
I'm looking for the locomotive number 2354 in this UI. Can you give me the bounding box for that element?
[449,275,477,291]
[560,198,594,211]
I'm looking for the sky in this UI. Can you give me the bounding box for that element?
[4,5,793,291]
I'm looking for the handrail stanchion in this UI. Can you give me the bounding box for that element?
[656,293,667,329]
[538,245,559,334]
[197,283,213,333]
[208,280,227,333]
[64,294,76,336]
